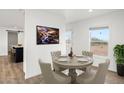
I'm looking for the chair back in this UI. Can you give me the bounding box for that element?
[39,60,56,83]
[93,59,110,84]
[56,51,61,57]
[51,51,66,71]
[51,51,61,61]
[82,51,93,58]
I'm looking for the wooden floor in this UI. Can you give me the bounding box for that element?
[0,56,124,84]
[0,56,43,84]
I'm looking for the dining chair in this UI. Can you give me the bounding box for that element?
[76,59,110,84]
[81,51,93,71]
[82,51,93,58]
[77,51,93,74]
[51,51,67,72]
[39,60,71,84]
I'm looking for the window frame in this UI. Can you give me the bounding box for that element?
[89,26,109,57]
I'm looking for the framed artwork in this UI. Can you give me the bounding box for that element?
[36,25,59,45]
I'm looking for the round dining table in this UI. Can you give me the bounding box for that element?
[54,55,93,83]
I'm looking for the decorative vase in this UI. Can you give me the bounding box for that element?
[68,47,73,58]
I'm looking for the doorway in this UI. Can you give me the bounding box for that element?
[8,31,18,54]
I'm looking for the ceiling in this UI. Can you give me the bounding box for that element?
[0,9,122,29]
[0,9,24,29]
[45,9,121,23]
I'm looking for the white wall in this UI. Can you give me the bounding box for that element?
[24,10,66,79]
[0,29,8,56]
[67,11,124,72]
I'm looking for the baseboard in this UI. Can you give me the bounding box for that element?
[25,71,41,79]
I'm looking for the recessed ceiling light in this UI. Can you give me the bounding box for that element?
[88,9,93,12]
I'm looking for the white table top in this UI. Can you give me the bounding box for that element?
[54,56,93,69]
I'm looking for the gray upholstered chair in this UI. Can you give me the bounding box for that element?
[51,51,67,72]
[82,51,93,58]
[76,59,110,84]
[79,51,93,72]
[39,60,71,84]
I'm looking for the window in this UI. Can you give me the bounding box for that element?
[90,27,109,56]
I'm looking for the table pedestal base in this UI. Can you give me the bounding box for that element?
[69,69,77,84]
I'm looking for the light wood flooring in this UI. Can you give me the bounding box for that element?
[0,56,124,84]
[0,56,43,84]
